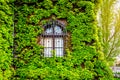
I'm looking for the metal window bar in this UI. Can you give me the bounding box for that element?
[41,20,67,57]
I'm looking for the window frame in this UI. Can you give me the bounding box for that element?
[41,20,67,57]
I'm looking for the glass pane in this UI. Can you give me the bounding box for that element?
[54,25,62,34]
[44,38,52,47]
[45,27,53,34]
[44,38,53,57]
[44,48,52,57]
[55,38,63,47]
[55,38,64,57]
[55,48,63,57]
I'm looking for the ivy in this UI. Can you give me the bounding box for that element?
[0,0,114,79]
[0,0,14,79]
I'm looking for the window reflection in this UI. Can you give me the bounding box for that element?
[45,27,53,34]
[54,26,62,34]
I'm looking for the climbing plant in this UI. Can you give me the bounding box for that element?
[0,0,14,79]
[0,0,114,79]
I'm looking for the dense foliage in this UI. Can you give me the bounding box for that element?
[0,0,114,80]
[0,0,14,79]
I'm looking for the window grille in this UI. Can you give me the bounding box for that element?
[41,20,67,57]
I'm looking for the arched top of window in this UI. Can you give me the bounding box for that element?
[42,20,67,36]
[45,25,62,34]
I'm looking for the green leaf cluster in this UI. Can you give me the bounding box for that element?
[0,0,14,79]
[0,0,114,80]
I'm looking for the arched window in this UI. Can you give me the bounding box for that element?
[41,20,67,57]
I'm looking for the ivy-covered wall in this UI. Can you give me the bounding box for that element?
[0,0,14,79]
[0,0,114,80]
